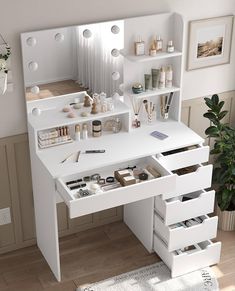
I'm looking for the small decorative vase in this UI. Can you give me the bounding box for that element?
[217,206,235,231]
[0,71,7,95]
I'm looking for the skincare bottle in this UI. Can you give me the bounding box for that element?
[149,41,157,56]
[155,35,163,52]
[75,124,81,141]
[135,36,145,56]
[82,123,88,139]
[159,66,166,89]
[144,74,151,91]
[151,68,160,90]
[166,65,173,88]
[167,40,175,53]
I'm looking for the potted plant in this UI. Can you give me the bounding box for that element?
[0,43,11,95]
[204,94,235,231]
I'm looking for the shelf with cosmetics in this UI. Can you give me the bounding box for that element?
[121,50,182,63]
[125,86,180,99]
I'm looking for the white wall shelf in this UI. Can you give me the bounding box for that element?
[122,50,182,63]
[125,86,180,99]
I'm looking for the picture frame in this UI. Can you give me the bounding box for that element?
[187,15,234,71]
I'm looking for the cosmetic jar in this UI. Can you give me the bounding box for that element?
[92,120,102,137]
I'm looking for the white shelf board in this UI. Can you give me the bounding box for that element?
[122,50,182,63]
[125,86,180,99]
[28,100,130,131]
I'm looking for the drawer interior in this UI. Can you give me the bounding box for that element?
[56,155,172,203]
[173,240,216,257]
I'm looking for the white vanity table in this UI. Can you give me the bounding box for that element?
[21,12,221,282]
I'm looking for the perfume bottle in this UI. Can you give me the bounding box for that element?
[155,35,163,52]
[135,36,145,56]
[167,40,175,53]
[149,41,157,56]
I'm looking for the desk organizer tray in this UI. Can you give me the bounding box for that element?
[56,156,176,218]
[153,234,221,278]
[154,189,215,225]
[154,213,218,251]
[156,145,209,171]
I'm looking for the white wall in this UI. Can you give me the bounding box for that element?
[0,0,234,138]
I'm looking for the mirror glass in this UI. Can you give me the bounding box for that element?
[21,20,124,103]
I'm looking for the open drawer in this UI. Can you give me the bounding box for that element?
[56,156,176,218]
[155,189,215,225]
[154,213,218,251]
[156,144,209,171]
[154,154,213,199]
[154,234,221,278]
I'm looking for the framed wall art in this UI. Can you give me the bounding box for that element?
[187,15,234,70]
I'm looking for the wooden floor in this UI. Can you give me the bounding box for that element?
[0,221,234,291]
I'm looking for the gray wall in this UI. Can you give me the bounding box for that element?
[0,0,234,138]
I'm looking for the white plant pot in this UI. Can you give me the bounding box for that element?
[217,206,235,231]
[0,71,7,95]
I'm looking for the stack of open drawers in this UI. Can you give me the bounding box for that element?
[153,144,221,277]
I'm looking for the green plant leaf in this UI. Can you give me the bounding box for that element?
[204,97,214,109]
[212,94,219,105]
[218,101,225,110]
[203,112,217,120]
[219,189,233,211]
[218,110,228,120]
[205,126,218,135]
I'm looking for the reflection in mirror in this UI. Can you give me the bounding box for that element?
[21,20,124,102]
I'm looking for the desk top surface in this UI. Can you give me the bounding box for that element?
[36,120,204,178]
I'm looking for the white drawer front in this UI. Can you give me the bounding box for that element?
[56,156,176,218]
[154,214,218,251]
[160,164,213,200]
[157,145,209,171]
[155,190,215,225]
[154,234,221,278]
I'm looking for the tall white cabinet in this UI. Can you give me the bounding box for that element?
[23,12,221,282]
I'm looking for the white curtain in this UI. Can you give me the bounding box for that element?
[75,20,124,97]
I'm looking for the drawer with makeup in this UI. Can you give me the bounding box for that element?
[154,189,215,225]
[153,234,221,278]
[56,155,176,218]
[154,213,218,252]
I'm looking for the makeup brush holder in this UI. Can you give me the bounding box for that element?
[161,109,169,120]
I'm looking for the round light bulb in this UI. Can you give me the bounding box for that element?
[111,48,120,57]
[55,33,65,42]
[31,86,40,94]
[32,108,41,116]
[112,71,120,81]
[83,29,92,38]
[119,83,124,93]
[111,25,120,34]
[28,61,38,72]
[26,37,37,47]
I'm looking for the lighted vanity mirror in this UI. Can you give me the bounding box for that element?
[21,20,124,102]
